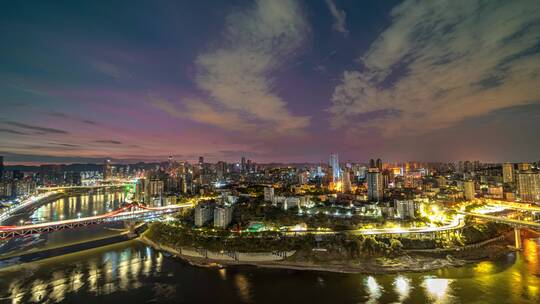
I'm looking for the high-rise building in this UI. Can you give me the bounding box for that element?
[329,153,341,183]
[146,178,164,197]
[502,163,514,183]
[216,161,227,180]
[214,206,233,228]
[367,169,383,201]
[241,157,246,173]
[195,202,214,226]
[394,200,416,219]
[516,172,540,202]
[342,169,352,193]
[103,159,112,180]
[464,180,475,200]
[376,158,383,171]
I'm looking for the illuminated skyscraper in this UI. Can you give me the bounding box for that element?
[367,169,383,201]
[517,172,540,202]
[103,159,112,180]
[329,153,341,183]
[502,163,514,183]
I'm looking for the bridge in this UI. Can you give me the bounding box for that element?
[458,210,540,249]
[36,183,133,192]
[0,203,191,239]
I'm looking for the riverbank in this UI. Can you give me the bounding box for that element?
[139,233,514,274]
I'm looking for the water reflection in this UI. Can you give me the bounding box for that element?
[423,277,453,303]
[365,276,382,304]
[30,191,126,223]
[234,273,252,303]
[0,238,539,303]
[393,275,411,302]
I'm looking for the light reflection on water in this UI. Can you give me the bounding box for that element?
[30,191,126,223]
[0,238,539,303]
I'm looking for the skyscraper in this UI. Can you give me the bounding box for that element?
[103,159,112,180]
[367,169,383,201]
[342,169,352,193]
[329,153,341,183]
[241,157,246,173]
[376,158,383,171]
[516,172,540,202]
[464,180,475,200]
[502,163,514,183]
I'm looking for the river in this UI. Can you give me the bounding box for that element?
[0,192,539,303]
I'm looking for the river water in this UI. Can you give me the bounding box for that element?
[0,193,539,303]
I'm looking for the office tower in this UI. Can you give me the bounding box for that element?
[214,206,233,228]
[516,172,540,202]
[329,153,341,183]
[103,159,112,180]
[464,180,475,200]
[502,163,514,183]
[367,169,383,201]
[369,159,375,169]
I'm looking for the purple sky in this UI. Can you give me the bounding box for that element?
[1,0,540,165]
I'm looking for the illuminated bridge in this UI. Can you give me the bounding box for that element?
[0,203,191,239]
[458,211,540,249]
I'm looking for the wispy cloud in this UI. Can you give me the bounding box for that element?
[151,98,257,132]
[4,121,69,134]
[155,0,311,135]
[330,0,540,137]
[91,60,129,79]
[0,128,28,135]
[94,140,122,145]
[325,0,348,36]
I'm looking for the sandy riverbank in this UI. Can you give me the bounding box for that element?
[139,235,514,274]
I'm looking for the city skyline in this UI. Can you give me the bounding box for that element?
[2,0,540,165]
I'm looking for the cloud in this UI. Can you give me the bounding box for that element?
[4,121,69,134]
[91,60,128,79]
[94,140,122,145]
[325,0,348,36]
[151,97,257,132]
[184,0,310,134]
[0,128,29,135]
[329,0,540,137]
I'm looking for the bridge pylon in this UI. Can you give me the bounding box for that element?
[514,227,522,250]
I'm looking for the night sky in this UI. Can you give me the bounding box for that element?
[1,0,539,165]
